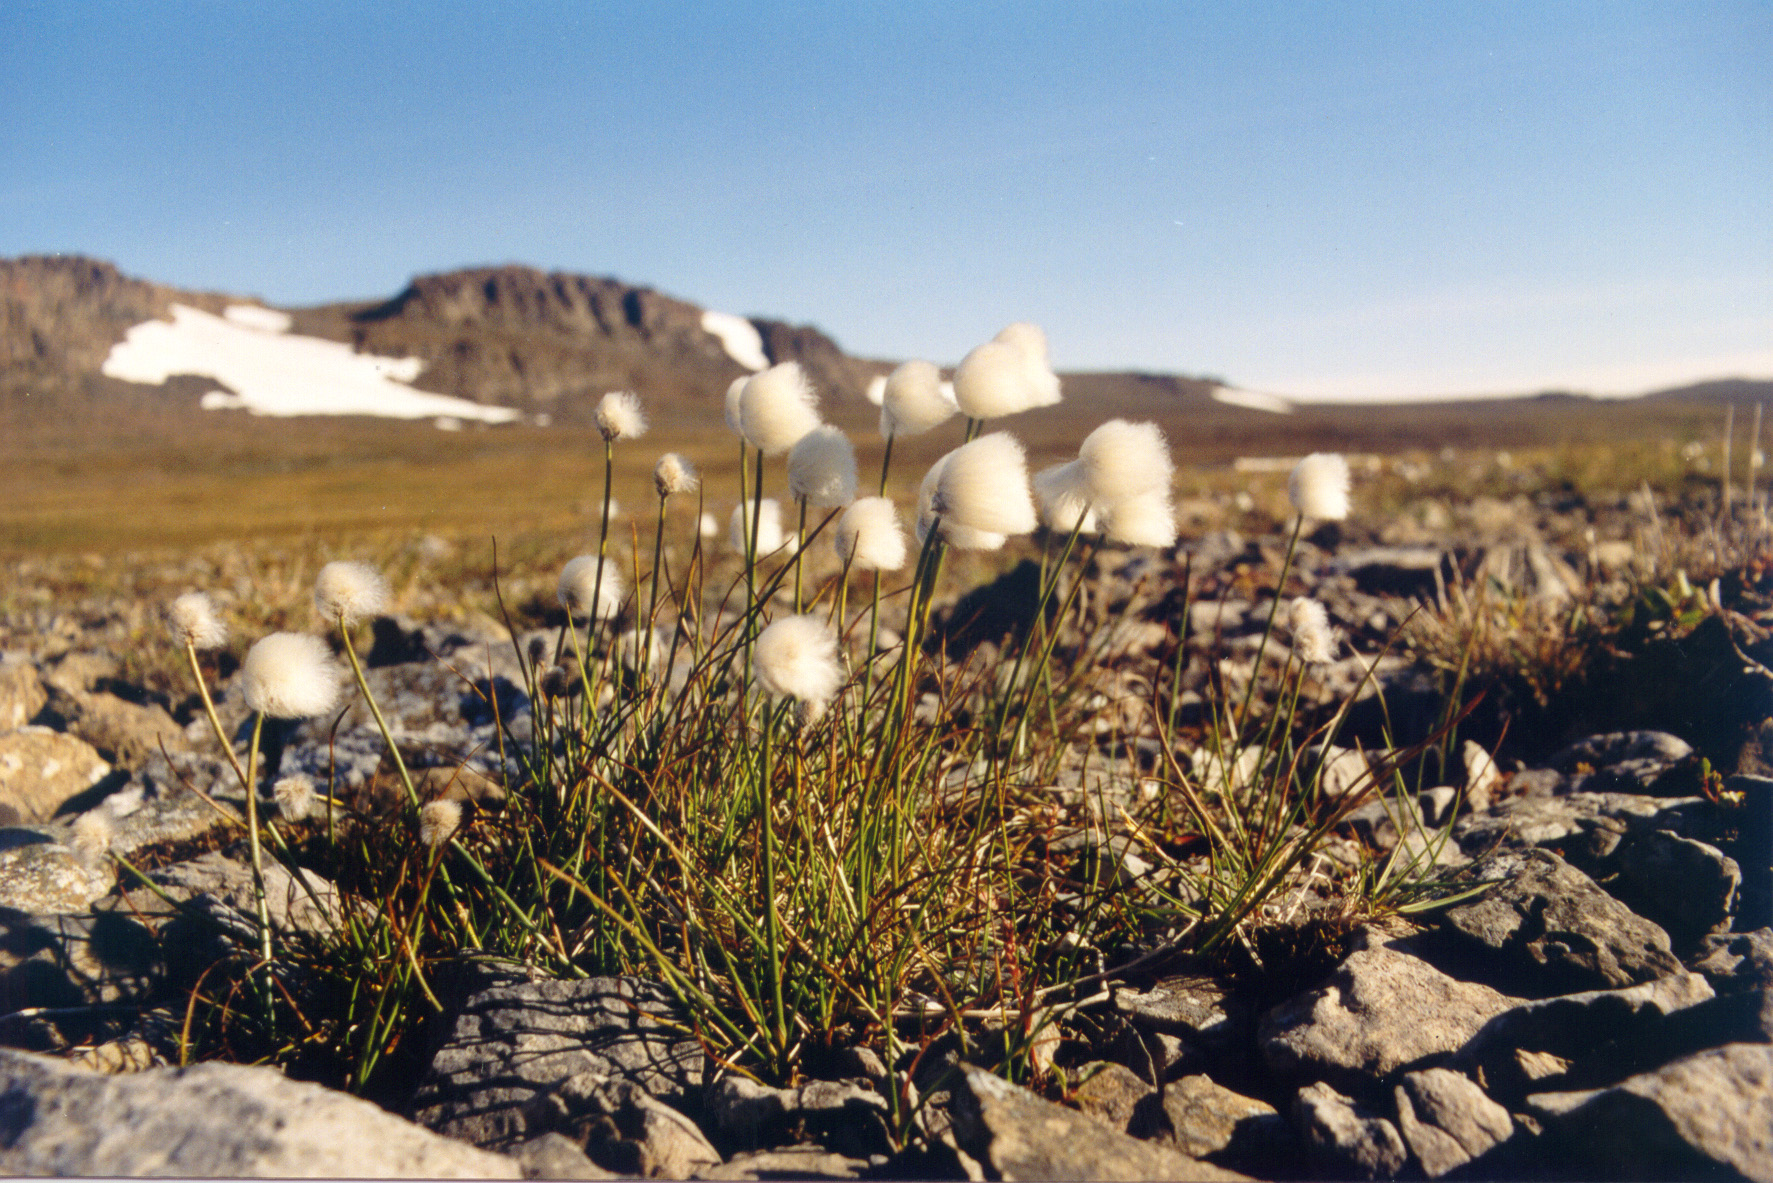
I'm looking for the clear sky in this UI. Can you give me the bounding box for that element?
[3,1,1768,400]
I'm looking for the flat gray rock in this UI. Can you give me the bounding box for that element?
[1292,1081,1407,1180]
[411,973,706,1152]
[0,1047,519,1177]
[0,729,110,823]
[1528,1043,1773,1182]
[1259,944,1519,1088]
[946,1064,1250,1181]
[1439,847,1682,994]
[1616,829,1741,941]
[1143,1073,1291,1167]
[1392,1068,1514,1178]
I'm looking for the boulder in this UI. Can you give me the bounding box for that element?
[0,659,46,731]
[0,729,110,822]
[1438,847,1682,994]
[1693,928,1773,994]
[1528,1043,1773,1181]
[706,1075,891,1157]
[1292,1081,1407,1180]
[945,1065,1249,1181]
[695,1146,875,1180]
[53,691,185,767]
[1615,829,1741,941]
[1068,1062,1152,1132]
[410,971,705,1152]
[1451,972,1716,1103]
[1140,1073,1293,1169]
[0,834,112,914]
[0,1047,519,1177]
[1390,1068,1514,1178]
[1259,942,1519,1087]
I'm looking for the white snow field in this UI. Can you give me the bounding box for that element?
[1212,386,1294,414]
[700,310,769,371]
[101,304,521,423]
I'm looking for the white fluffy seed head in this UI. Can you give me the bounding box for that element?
[1289,452,1352,521]
[1289,597,1336,664]
[951,323,1062,419]
[71,810,113,857]
[730,499,798,555]
[616,627,664,674]
[835,496,907,571]
[417,798,462,849]
[1032,460,1098,534]
[1078,419,1174,506]
[1101,490,1178,547]
[787,425,859,507]
[932,432,1039,537]
[738,362,822,454]
[654,452,698,498]
[273,774,317,822]
[168,591,227,650]
[864,374,887,406]
[241,632,342,719]
[723,376,748,435]
[916,457,1007,550]
[314,561,389,626]
[880,360,958,438]
[753,614,844,706]
[595,390,648,441]
[557,556,626,621]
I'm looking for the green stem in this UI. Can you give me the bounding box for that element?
[243,712,274,968]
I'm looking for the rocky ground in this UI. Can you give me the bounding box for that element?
[1,485,1769,1180]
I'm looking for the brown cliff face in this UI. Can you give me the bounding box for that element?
[290,265,877,424]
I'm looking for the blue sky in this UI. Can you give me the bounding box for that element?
[3,1,1768,400]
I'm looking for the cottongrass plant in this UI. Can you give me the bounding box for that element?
[147,356,1474,1123]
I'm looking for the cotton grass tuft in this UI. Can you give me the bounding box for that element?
[1289,597,1337,664]
[1032,461,1098,534]
[730,500,797,555]
[753,615,843,706]
[788,425,859,507]
[931,433,1039,537]
[951,323,1061,419]
[273,774,317,822]
[241,633,342,719]
[917,457,1008,550]
[880,360,957,438]
[168,591,227,650]
[417,798,462,849]
[1079,419,1173,506]
[314,561,389,626]
[835,496,907,571]
[1100,490,1178,547]
[738,362,822,454]
[595,390,649,441]
[557,556,626,621]
[654,453,698,498]
[1289,453,1351,521]
[723,377,748,435]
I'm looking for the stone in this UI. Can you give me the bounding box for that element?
[1551,730,1694,774]
[0,1047,520,1177]
[1453,790,1710,855]
[1292,1081,1408,1180]
[1451,972,1716,1103]
[1693,928,1773,993]
[1462,741,1502,813]
[1112,975,1244,1047]
[507,1132,618,1180]
[694,1146,873,1180]
[0,660,45,731]
[1391,1068,1514,1177]
[0,729,111,822]
[707,1075,892,1158]
[40,652,118,698]
[0,834,112,914]
[1068,1062,1152,1132]
[1258,944,1520,1088]
[945,1065,1249,1181]
[549,1076,720,1179]
[54,691,185,768]
[410,973,706,1152]
[0,909,162,1011]
[1438,847,1682,995]
[126,850,348,938]
[1420,786,1459,827]
[1529,1043,1773,1181]
[1615,829,1741,941]
[1144,1073,1291,1167]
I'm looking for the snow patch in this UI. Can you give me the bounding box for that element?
[102,304,518,422]
[1213,386,1294,414]
[222,303,292,333]
[701,310,769,371]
